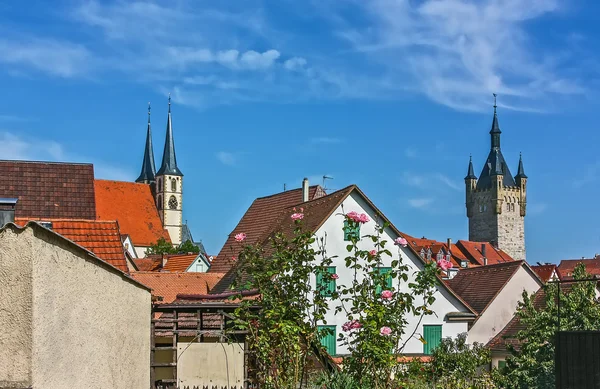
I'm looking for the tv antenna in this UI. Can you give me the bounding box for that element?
[322,175,333,191]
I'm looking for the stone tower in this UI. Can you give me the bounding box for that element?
[155,95,184,245]
[465,97,527,261]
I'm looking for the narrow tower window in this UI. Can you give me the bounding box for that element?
[157,195,162,209]
[171,178,177,192]
[157,178,162,190]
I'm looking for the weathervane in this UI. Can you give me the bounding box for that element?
[493,93,497,113]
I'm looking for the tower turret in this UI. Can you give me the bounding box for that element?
[135,103,156,184]
[155,94,184,245]
[466,94,527,261]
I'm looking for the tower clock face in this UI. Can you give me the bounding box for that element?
[168,196,178,209]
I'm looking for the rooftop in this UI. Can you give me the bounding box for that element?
[130,272,225,304]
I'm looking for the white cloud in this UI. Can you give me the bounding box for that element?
[311,137,342,144]
[435,174,462,191]
[0,38,90,78]
[216,151,237,166]
[284,57,307,71]
[408,198,434,209]
[240,50,281,69]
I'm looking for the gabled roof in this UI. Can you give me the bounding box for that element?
[557,257,600,280]
[163,253,204,272]
[211,184,327,273]
[1,222,149,290]
[455,240,514,265]
[133,258,163,271]
[0,160,96,220]
[130,272,224,304]
[210,184,477,316]
[446,261,525,315]
[14,218,128,272]
[94,179,171,246]
[531,264,559,283]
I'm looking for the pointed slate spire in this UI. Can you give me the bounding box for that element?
[465,155,477,180]
[157,94,183,176]
[515,152,527,181]
[490,93,501,150]
[136,102,157,183]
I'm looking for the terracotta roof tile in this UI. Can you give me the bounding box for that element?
[14,218,128,272]
[446,261,524,314]
[162,254,200,272]
[455,240,514,265]
[531,264,559,282]
[94,180,170,246]
[133,258,163,271]
[211,185,326,273]
[130,272,225,304]
[558,258,600,279]
[0,160,96,220]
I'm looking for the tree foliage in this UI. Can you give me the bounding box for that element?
[178,239,200,254]
[495,263,600,389]
[146,238,200,255]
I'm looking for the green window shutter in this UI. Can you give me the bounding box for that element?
[316,267,336,297]
[498,360,506,372]
[423,325,442,355]
[318,325,337,356]
[375,267,392,294]
[343,220,360,241]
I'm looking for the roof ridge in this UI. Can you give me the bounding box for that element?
[95,179,149,185]
[255,184,324,200]
[0,159,93,166]
[456,260,523,272]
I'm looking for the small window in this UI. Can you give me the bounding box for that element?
[483,204,487,212]
[423,325,442,355]
[343,220,360,241]
[506,203,510,211]
[375,267,393,294]
[171,178,177,192]
[316,267,337,297]
[460,260,468,268]
[157,195,162,209]
[498,360,507,372]
[479,204,483,213]
[157,178,162,190]
[317,325,336,356]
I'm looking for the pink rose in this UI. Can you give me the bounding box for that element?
[231,256,237,262]
[381,290,393,300]
[331,273,339,280]
[346,211,370,224]
[234,233,247,242]
[291,213,304,220]
[394,237,408,247]
[369,249,377,256]
[437,259,453,271]
[342,319,362,332]
[380,326,392,336]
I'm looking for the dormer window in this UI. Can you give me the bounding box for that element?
[461,260,468,268]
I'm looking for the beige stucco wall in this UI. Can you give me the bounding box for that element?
[177,343,244,387]
[0,227,33,388]
[0,225,151,389]
[468,265,541,345]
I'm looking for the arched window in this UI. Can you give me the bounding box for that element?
[479,204,484,213]
[506,203,511,211]
[157,195,162,209]
[157,178,162,190]
[168,195,178,210]
[171,178,177,192]
[483,204,487,212]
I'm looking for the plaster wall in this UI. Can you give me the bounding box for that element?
[0,227,33,389]
[177,343,244,387]
[311,192,471,355]
[4,226,152,389]
[468,266,540,345]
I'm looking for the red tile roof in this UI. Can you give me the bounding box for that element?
[531,264,559,283]
[162,254,199,272]
[211,185,327,273]
[455,240,514,265]
[0,160,96,220]
[130,272,225,304]
[94,180,170,246]
[557,257,600,280]
[15,218,128,272]
[446,261,524,314]
[133,258,163,271]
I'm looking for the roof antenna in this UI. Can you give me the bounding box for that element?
[493,93,497,114]
[322,175,333,190]
[283,183,286,192]
[168,93,171,113]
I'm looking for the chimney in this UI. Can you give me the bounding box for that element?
[302,178,309,202]
[447,238,452,250]
[482,243,488,266]
[162,254,168,268]
[0,198,18,227]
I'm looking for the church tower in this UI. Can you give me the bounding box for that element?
[155,95,184,245]
[135,103,156,184]
[465,95,527,261]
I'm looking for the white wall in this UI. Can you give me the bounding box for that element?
[311,192,471,355]
[468,266,540,345]
[187,256,210,272]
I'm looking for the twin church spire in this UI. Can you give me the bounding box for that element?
[135,95,183,184]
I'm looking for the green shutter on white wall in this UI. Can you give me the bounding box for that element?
[343,220,360,241]
[318,325,337,356]
[375,267,393,294]
[316,267,336,297]
[423,325,442,355]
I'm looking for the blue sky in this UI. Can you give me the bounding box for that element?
[1,0,600,263]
